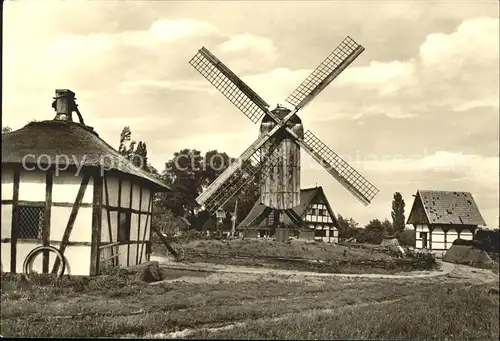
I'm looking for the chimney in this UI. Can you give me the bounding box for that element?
[51,89,87,126]
[52,89,76,121]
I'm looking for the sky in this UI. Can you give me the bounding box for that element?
[2,0,499,228]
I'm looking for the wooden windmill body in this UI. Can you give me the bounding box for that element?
[189,36,380,227]
[259,106,303,211]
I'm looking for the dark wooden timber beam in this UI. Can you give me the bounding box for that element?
[10,168,20,273]
[42,170,53,273]
[139,196,152,264]
[103,175,115,266]
[52,174,90,274]
[136,186,143,265]
[90,174,103,276]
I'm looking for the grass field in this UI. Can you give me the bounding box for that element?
[1,263,498,339]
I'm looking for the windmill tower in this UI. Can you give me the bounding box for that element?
[189,36,379,226]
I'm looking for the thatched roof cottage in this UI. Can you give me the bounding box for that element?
[1,89,170,276]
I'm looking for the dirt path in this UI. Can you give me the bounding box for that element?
[149,255,455,282]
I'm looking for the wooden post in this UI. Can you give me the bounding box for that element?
[147,194,154,261]
[103,175,115,266]
[90,174,103,276]
[52,174,90,274]
[231,198,238,238]
[428,224,434,251]
[42,170,53,273]
[139,195,152,264]
[127,182,133,267]
[136,186,143,265]
[10,168,20,273]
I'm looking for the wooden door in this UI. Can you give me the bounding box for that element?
[421,232,428,249]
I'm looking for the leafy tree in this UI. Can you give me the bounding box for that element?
[160,149,204,218]
[365,219,384,232]
[118,126,132,156]
[337,214,359,239]
[132,141,149,171]
[391,192,406,232]
[398,229,416,246]
[152,206,190,237]
[202,150,232,186]
[2,126,12,134]
[117,126,150,171]
[382,218,394,236]
[357,218,393,244]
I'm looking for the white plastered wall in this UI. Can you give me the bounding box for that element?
[2,169,94,275]
[431,226,446,250]
[100,175,154,268]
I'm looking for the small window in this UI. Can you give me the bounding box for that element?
[18,206,44,239]
[267,213,274,225]
[306,208,314,215]
[319,209,327,216]
[118,211,131,242]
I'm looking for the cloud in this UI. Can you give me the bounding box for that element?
[300,151,499,227]
[117,79,214,94]
[241,67,311,106]
[364,151,499,183]
[2,2,498,228]
[216,33,278,64]
[419,17,498,67]
[452,99,499,112]
[300,150,498,189]
[189,16,498,124]
[334,60,416,96]
[298,16,499,120]
[148,19,219,42]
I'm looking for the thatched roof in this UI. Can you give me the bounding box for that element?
[1,120,170,191]
[237,186,339,228]
[407,190,486,226]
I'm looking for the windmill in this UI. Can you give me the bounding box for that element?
[189,36,379,227]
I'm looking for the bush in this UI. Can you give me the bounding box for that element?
[475,229,500,253]
[397,229,416,247]
[452,238,485,250]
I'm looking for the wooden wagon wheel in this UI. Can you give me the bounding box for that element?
[22,246,66,280]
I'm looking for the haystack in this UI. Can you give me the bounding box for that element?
[380,237,399,247]
[443,244,494,268]
[381,237,405,257]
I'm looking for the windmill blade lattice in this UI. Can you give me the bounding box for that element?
[301,130,379,205]
[190,47,270,124]
[286,36,364,111]
[202,146,282,214]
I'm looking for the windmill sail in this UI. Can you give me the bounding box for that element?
[191,36,379,210]
[299,130,379,205]
[190,47,270,124]
[201,145,282,214]
[196,112,299,207]
[286,36,364,111]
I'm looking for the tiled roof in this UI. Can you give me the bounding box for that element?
[411,190,486,226]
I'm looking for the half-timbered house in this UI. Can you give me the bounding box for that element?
[1,89,170,276]
[237,186,340,243]
[407,190,486,254]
